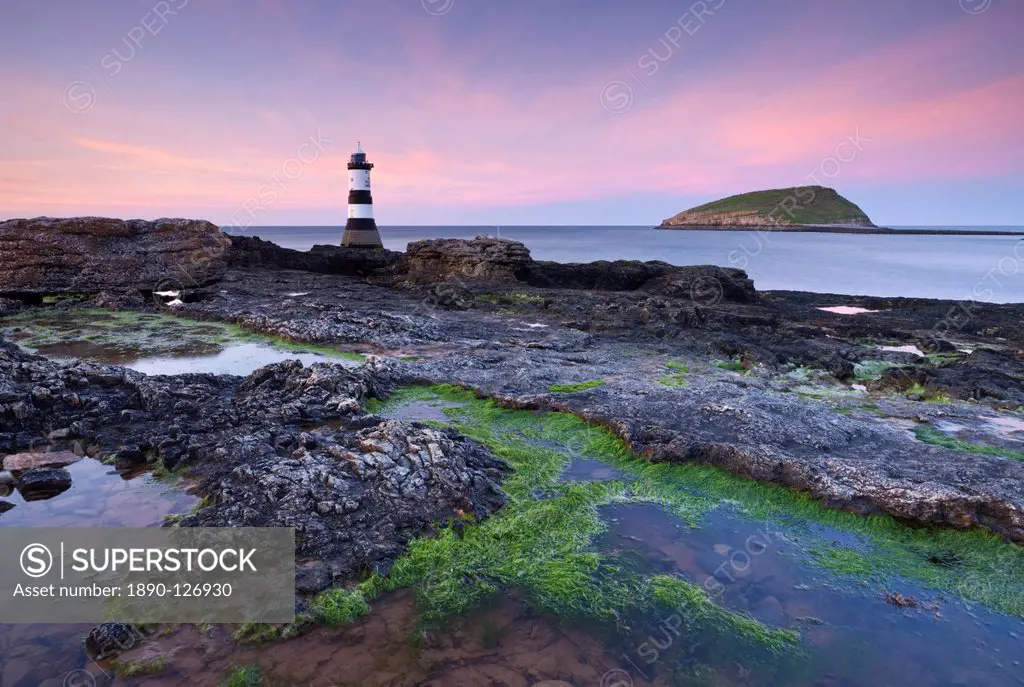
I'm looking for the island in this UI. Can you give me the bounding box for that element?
[659,186,1024,235]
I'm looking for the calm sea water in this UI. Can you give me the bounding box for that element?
[230,226,1024,303]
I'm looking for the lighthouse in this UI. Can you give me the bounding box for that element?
[341,143,383,248]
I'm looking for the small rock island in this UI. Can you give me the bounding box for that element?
[659,186,1024,235]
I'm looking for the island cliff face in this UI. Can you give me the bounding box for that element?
[660,186,876,229]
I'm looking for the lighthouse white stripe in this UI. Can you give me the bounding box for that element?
[348,204,374,219]
[348,169,371,191]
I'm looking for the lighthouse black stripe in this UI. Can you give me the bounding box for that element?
[344,218,379,231]
[348,190,373,204]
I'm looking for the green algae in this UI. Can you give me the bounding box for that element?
[220,664,263,687]
[319,387,798,667]
[475,292,545,306]
[660,360,689,386]
[359,386,1024,621]
[666,360,689,373]
[548,379,606,393]
[905,383,954,404]
[314,385,798,667]
[311,586,372,626]
[914,424,1024,462]
[1,309,366,363]
[853,360,899,380]
[111,656,166,678]
[714,359,747,373]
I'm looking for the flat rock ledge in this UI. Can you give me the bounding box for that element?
[403,235,533,283]
[408,352,1024,544]
[0,217,229,295]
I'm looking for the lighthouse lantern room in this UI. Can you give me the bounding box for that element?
[341,143,383,248]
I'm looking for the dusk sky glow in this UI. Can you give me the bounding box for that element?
[1,0,1022,226]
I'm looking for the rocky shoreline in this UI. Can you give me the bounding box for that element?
[2,219,1024,682]
[2,223,1023,546]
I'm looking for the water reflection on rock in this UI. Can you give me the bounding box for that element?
[0,457,198,686]
[0,470,15,497]
[16,466,73,501]
[597,503,1024,686]
[2,450,82,471]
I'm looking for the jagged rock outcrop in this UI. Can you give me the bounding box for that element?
[227,235,401,277]
[0,217,230,295]
[181,420,510,590]
[0,337,511,589]
[403,235,532,283]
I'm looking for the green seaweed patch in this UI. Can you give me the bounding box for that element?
[666,359,690,373]
[110,656,166,678]
[549,379,606,394]
[853,360,899,381]
[312,385,797,666]
[714,358,748,373]
[475,292,545,306]
[371,386,1024,619]
[220,664,263,687]
[311,586,372,625]
[905,384,953,404]
[660,360,689,387]
[914,425,1024,462]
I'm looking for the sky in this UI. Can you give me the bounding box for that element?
[0,0,1021,227]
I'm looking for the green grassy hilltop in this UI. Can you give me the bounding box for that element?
[661,186,876,228]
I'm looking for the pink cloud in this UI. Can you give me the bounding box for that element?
[0,11,1020,222]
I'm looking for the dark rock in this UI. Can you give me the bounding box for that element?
[639,266,758,304]
[0,217,230,295]
[0,471,14,497]
[226,235,401,276]
[87,290,147,310]
[0,296,23,314]
[920,338,958,353]
[403,235,532,283]
[181,421,511,581]
[524,259,757,304]
[423,282,475,310]
[158,441,186,470]
[17,467,72,501]
[85,622,145,658]
[0,500,13,513]
[525,259,671,291]
[295,561,333,594]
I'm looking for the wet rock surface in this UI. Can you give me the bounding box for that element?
[16,466,73,501]
[0,217,230,294]
[0,337,510,587]
[3,235,1024,557]
[181,419,509,589]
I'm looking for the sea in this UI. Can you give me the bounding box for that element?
[228,226,1024,304]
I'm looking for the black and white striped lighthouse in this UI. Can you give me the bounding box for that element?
[341,143,383,248]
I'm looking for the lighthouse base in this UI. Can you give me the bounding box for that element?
[342,218,383,248]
